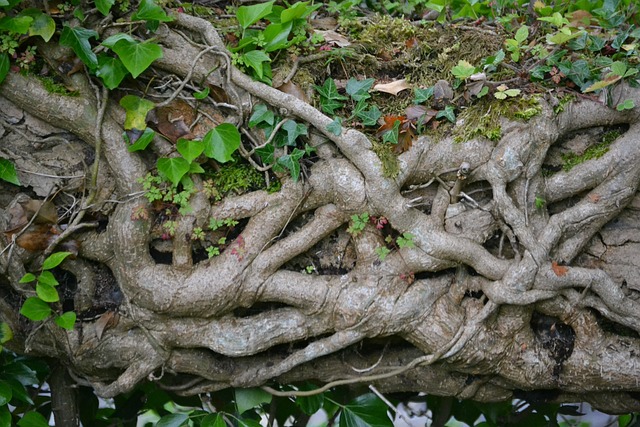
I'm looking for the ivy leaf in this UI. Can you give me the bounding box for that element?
[357,105,382,126]
[413,87,434,104]
[236,1,274,30]
[249,104,275,127]
[22,9,55,42]
[295,384,324,415]
[19,297,52,321]
[346,77,375,102]
[315,78,347,114]
[0,157,20,185]
[42,252,72,270]
[109,39,163,78]
[96,55,128,89]
[177,138,204,163]
[0,380,11,406]
[119,95,155,130]
[203,123,241,163]
[275,148,305,182]
[436,105,456,123]
[240,50,271,80]
[235,388,272,414]
[17,411,49,427]
[327,117,342,136]
[132,0,173,22]
[36,282,59,303]
[60,25,98,70]
[339,393,393,427]
[54,312,76,330]
[157,157,190,186]
[125,128,154,153]
[95,0,115,15]
[0,15,32,34]
[201,413,226,427]
[255,143,274,164]
[281,120,308,146]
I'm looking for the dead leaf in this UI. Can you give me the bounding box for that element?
[95,311,120,340]
[405,105,437,126]
[314,30,351,47]
[551,261,568,276]
[311,17,338,30]
[151,99,196,143]
[373,79,411,96]
[277,81,310,103]
[394,124,416,154]
[376,115,405,135]
[405,37,419,49]
[207,84,229,103]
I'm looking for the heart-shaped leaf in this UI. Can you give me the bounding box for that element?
[96,55,128,89]
[36,282,59,303]
[157,157,190,186]
[109,39,162,78]
[95,0,115,15]
[21,9,55,41]
[126,127,155,152]
[132,0,174,22]
[203,123,241,163]
[120,95,155,130]
[177,139,204,163]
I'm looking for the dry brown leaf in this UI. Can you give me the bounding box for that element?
[277,81,310,103]
[152,99,196,143]
[551,261,568,277]
[95,311,120,340]
[314,30,351,47]
[374,79,411,96]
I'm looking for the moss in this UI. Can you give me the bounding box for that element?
[372,142,400,178]
[452,96,541,143]
[553,94,576,114]
[38,76,78,96]
[562,131,618,171]
[211,163,265,196]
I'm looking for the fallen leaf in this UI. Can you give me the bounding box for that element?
[207,84,229,103]
[405,37,419,49]
[314,30,351,47]
[277,81,310,103]
[376,115,405,135]
[311,17,338,30]
[394,124,416,154]
[551,261,568,276]
[373,79,411,96]
[151,99,196,143]
[405,105,437,125]
[95,311,120,340]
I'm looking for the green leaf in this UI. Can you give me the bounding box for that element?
[255,143,274,164]
[21,9,55,42]
[37,271,58,287]
[54,312,76,330]
[237,419,262,427]
[346,77,375,102]
[101,33,136,48]
[436,105,456,123]
[275,148,305,182]
[235,388,272,414]
[36,282,59,303]
[514,25,529,43]
[616,99,635,111]
[201,413,226,427]
[157,157,190,186]
[127,127,155,152]
[451,59,475,80]
[281,1,317,22]
[3,361,39,386]
[281,120,308,146]
[0,405,9,427]
[189,162,205,174]
[315,78,347,100]
[249,104,275,127]
[6,378,32,404]
[0,380,11,406]
[120,95,155,130]
[132,0,173,22]
[241,50,271,80]
[0,15,32,34]
[0,322,12,344]
[327,117,342,136]
[295,384,324,415]
[96,55,128,89]
[413,87,434,104]
[0,52,9,84]
[194,87,210,100]
[0,158,19,185]
[339,393,393,427]
[96,0,115,15]
[203,123,241,163]
[110,39,163,78]
[42,252,72,270]
[177,139,204,163]
[237,1,274,30]
[263,21,293,52]
[17,412,49,427]
[20,297,52,321]
[60,25,98,70]
[357,105,382,127]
